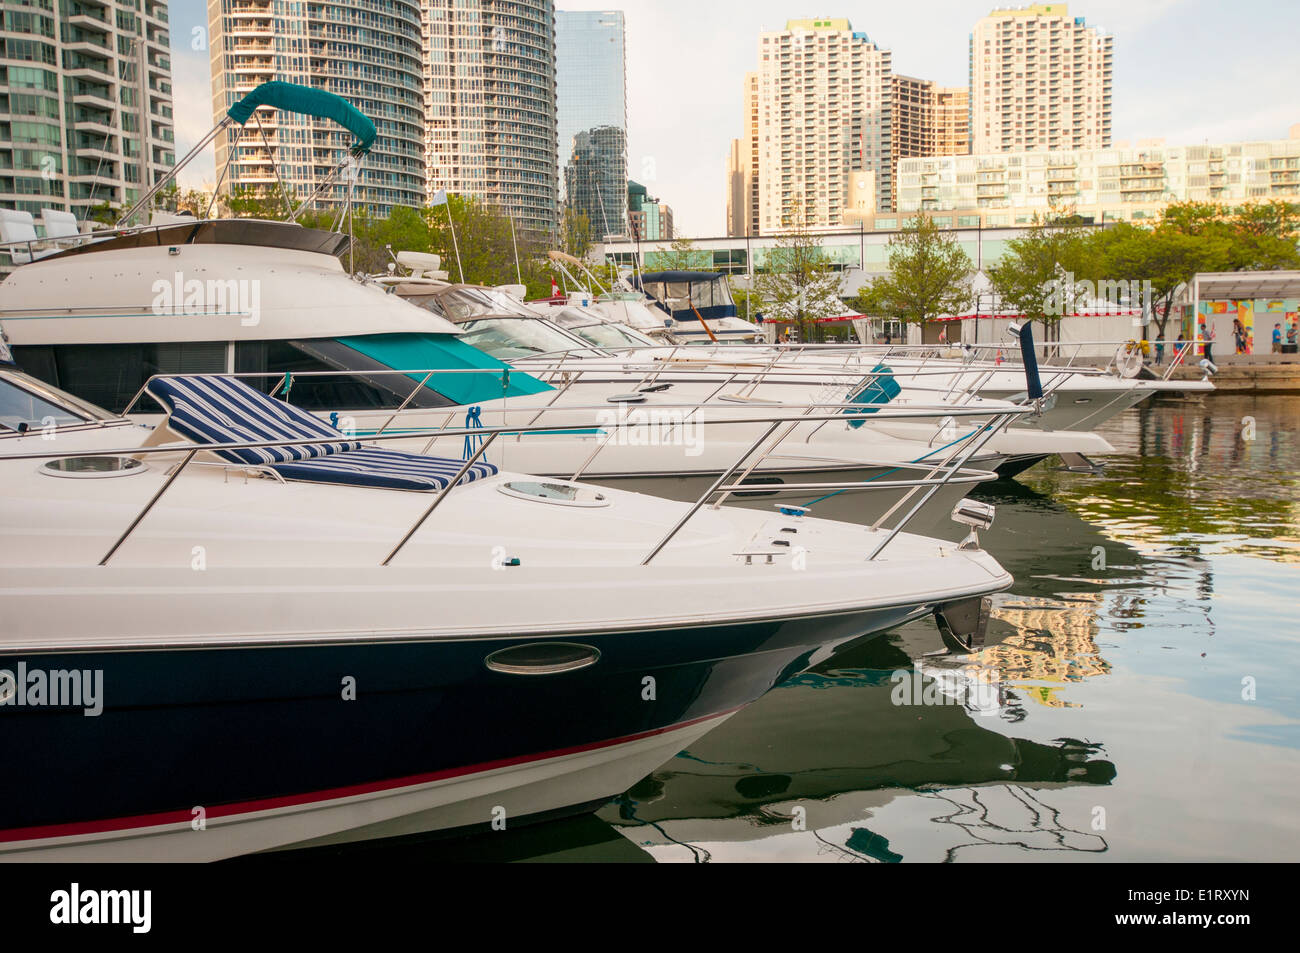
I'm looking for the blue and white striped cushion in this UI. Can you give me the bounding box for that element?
[269,447,498,491]
[146,375,362,465]
[146,375,498,491]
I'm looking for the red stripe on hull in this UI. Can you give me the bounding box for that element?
[0,707,738,846]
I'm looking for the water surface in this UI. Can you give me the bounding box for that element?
[280,394,1300,863]
[597,394,1300,862]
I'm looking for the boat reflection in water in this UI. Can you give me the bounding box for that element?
[598,634,1115,863]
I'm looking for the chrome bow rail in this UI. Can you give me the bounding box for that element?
[10,383,1028,569]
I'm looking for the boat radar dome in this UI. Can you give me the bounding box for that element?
[396,251,447,279]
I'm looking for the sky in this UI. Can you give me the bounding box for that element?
[168,0,1300,237]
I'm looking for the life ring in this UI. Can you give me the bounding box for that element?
[1113,342,1144,378]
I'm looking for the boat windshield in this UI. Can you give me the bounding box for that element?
[456,317,595,360]
[433,287,537,320]
[0,370,108,432]
[569,322,654,349]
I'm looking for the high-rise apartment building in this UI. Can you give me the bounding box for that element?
[890,75,969,210]
[557,9,626,239]
[207,0,425,216]
[752,18,893,234]
[1,0,175,217]
[424,0,559,237]
[896,134,1300,225]
[892,77,969,158]
[725,138,745,236]
[970,3,1112,153]
[726,71,761,236]
[933,85,971,155]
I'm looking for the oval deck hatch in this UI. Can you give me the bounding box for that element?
[41,456,146,478]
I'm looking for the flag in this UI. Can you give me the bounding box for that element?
[430,189,448,207]
[550,278,559,297]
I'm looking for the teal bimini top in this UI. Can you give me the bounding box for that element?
[227,81,376,156]
[338,333,553,405]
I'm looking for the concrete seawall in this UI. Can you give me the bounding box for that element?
[1163,355,1300,393]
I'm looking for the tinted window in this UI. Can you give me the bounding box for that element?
[234,339,454,411]
[12,341,226,414]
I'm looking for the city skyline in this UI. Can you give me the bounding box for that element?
[156,0,1300,236]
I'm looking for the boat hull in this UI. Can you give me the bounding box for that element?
[0,605,925,861]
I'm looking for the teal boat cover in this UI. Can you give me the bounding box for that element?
[338,333,553,405]
[227,81,376,156]
[844,363,901,428]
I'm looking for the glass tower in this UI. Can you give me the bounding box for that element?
[557,10,626,240]
[424,0,559,238]
[0,0,176,218]
[208,0,426,217]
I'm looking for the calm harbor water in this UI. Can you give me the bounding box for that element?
[281,394,1300,863]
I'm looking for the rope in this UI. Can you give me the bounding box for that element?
[463,405,485,460]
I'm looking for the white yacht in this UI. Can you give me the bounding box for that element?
[0,218,1032,531]
[0,358,1014,860]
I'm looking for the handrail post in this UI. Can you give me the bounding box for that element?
[375,371,435,434]
[865,411,1011,561]
[640,420,783,567]
[711,403,819,509]
[382,431,500,566]
[100,447,198,565]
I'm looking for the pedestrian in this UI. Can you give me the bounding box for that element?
[1232,318,1246,355]
[1288,321,1298,352]
[938,326,948,345]
[1154,334,1165,365]
[1273,322,1283,354]
[1201,322,1215,363]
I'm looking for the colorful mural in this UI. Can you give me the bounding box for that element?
[1194,297,1300,355]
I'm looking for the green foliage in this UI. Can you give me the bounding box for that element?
[224,183,297,220]
[851,214,973,324]
[987,214,1099,334]
[561,207,592,260]
[648,237,710,272]
[355,197,554,299]
[730,283,763,323]
[84,201,118,227]
[755,207,845,339]
[1088,200,1300,336]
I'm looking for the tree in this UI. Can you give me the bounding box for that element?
[986,214,1099,341]
[1088,200,1300,339]
[1092,222,1224,339]
[755,204,845,341]
[730,282,763,324]
[648,237,708,272]
[225,183,297,220]
[84,201,118,227]
[561,207,592,260]
[850,214,973,326]
[1231,199,1300,240]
